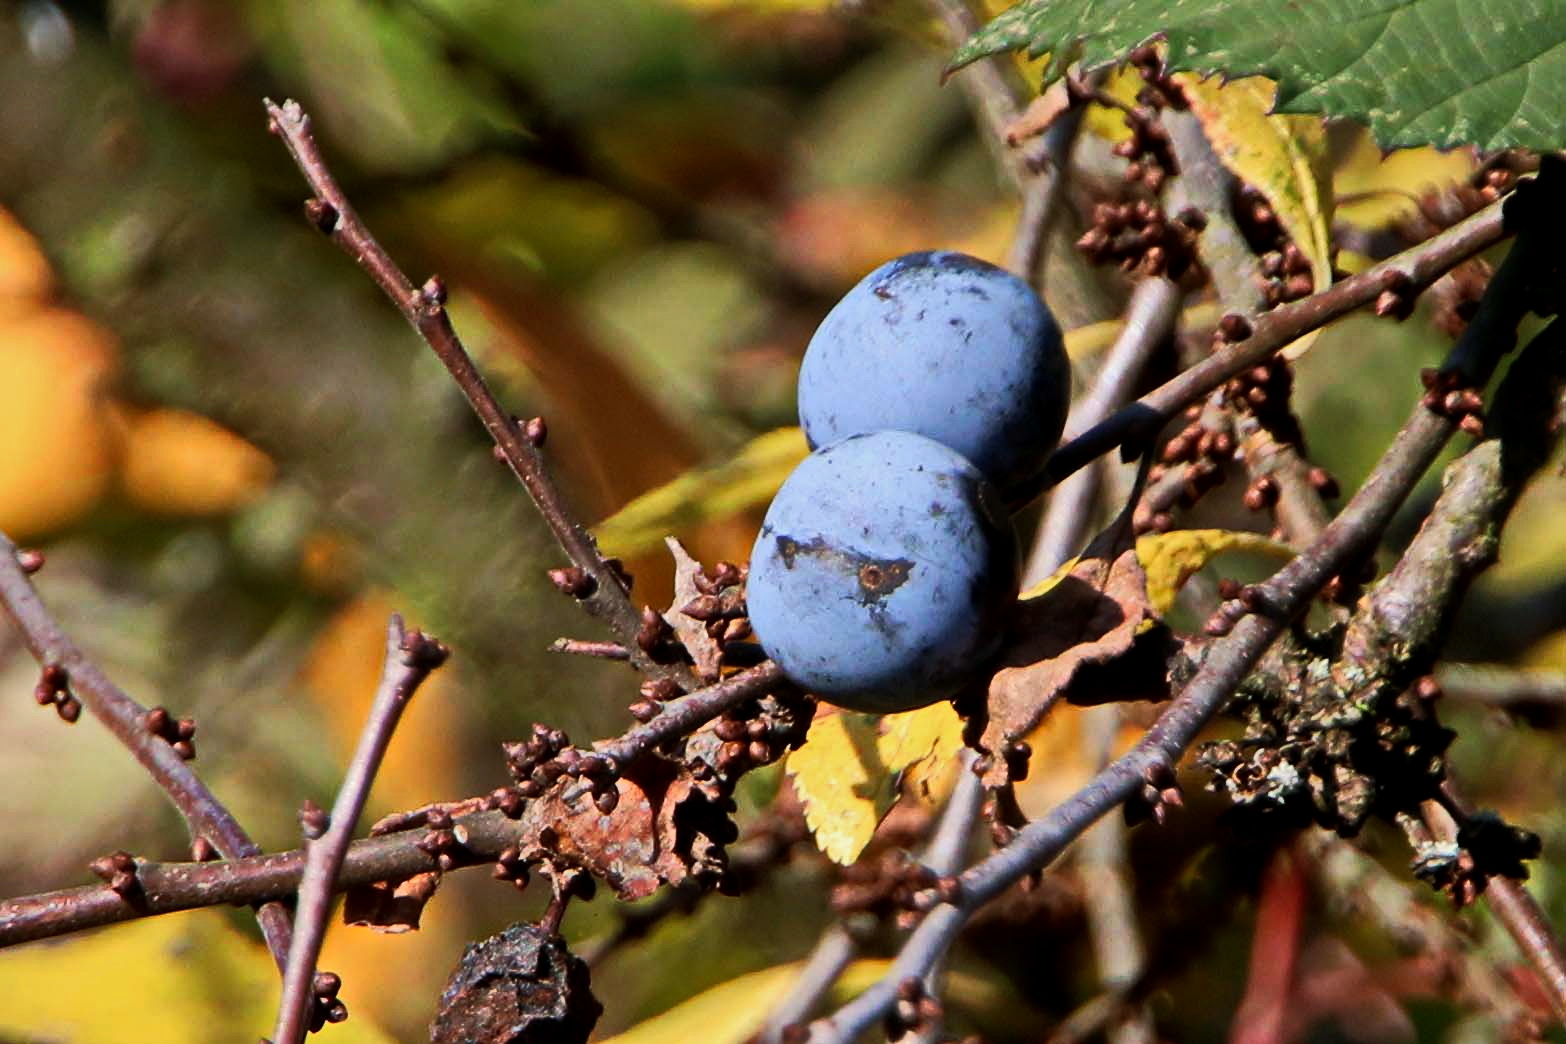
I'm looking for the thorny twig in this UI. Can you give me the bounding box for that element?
[804,166,1559,1043]
[271,616,447,1044]
[263,98,690,687]
[0,533,296,974]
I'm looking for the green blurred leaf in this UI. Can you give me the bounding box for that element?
[951,0,1566,151]
[593,427,807,557]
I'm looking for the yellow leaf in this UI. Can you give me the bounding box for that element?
[786,702,965,864]
[600,958,1024,1044]
[121,408,275,517]
[1334,127,1477,230]
[1177,75,1335,298]
[594,427,809,559]
[0,910,395,1044]
[0,308,124,539]
[1080,65,1147,143]
[1136,529,1295,616]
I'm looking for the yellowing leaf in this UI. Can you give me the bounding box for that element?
[121,408,275,517]
[786,702,965,864]
[1064,301,1221,363]
[0,910,395,1044]
[594,427,809,559]
[600,957,1024,1044]
[1334,127,1477,230]
[1177,75,1335,296]
[1080,65,1147,143]
[0,308,124,539]
[1136,529,1295,615]
[0,205,53,304]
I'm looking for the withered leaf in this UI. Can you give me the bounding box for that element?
[342,870,442,932]
[516,755,732,901]
[979,546,1170,786]
[663,537,724,683]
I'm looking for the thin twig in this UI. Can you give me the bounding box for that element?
[1433,783,1566,1025]
[272,616,447,1044]
[1025,276,1183,582]
[0,809,524,945]
[595,660,785,766]
[0,533,295,971]
[1162,109,1332,544]
[263,98,687,685]
[804,173,1551,1041]
[1077,706,1156,1044]
[1436,663,1566,712]
[548,638,631,661]
[759,924,863,1043]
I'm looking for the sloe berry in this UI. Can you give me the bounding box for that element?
[746,430,1018,712]
[798,251,1069,497]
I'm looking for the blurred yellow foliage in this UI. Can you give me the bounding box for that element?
[120,407,276,516]
[0,910,395,1044]
[0,307,125,540]
[0,205,53,304]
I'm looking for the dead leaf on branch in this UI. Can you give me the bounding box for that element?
[978,546,1169,787]
[515,755,733,901]
[663,536,725,682]
[974,528,1294,787]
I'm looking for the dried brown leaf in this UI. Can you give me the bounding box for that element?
[663,537,724,682]
[978,547,1170,786]
[516,756,731,901]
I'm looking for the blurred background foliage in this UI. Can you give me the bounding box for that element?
[1,1,1565,1041]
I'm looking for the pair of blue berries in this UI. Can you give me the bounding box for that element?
[746,251,1071,712]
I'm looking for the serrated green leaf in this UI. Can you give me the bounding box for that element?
[951,0,1566,152]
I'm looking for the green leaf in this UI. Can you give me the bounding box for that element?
[593,427,809,559]
[950,0,1566,151]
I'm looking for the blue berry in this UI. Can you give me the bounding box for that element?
[797,250,1069,496]
[746,430,1018,712]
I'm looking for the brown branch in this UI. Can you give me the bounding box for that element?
[0,656,779,947]
[0,810,524,946]
[0,533,296,971]
[272,616,447,1044]
[594,660,785,766]
[262,98,688,686]
[1425,788,1566,1027]
[1162,108,1332,545]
